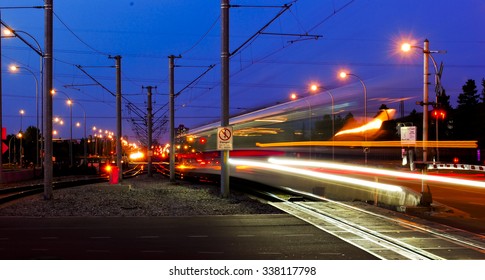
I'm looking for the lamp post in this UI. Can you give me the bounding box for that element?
[290,91,313,158]
[401,40,446,163]
[339,71,368,164]
[8,135,15,165]
[18,109,24,166]
[74,102,87,165]
[19,109,24,131]
[10,65,40,167]
[310,85,335,160]
[52,90,73,167]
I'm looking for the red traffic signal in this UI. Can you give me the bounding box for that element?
[432,109,446,120]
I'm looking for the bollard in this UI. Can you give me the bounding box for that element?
[109,166,119,184]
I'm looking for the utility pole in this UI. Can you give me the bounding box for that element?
[220,0,230,198]
[112,55,123,183]
[168,55,181,182]
[144,86,155,177]
[44,0,53,200]
[0,11,3,183]
[423,39,429,163]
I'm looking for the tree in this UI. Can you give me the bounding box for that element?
[22,126,41,165]
[453,79,482,145]
[481,78,485,103]
[457,79,480,109]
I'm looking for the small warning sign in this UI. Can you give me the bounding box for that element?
[217,126,233,150]
[400,126,416,145]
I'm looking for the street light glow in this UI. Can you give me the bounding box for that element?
[339,71,347,79]
[401,43,412,52]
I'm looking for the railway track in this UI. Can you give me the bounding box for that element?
[0,165,145,205]
[1,165,483,259]
[253,187,485,260]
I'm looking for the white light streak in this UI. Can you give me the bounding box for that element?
[268,158,485,189]
[229,158,403,193]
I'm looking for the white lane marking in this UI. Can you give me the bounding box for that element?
[188,235,208,238]
[137,236,160,239]
[283,234,315,237]
[237,234,256,237]
[198,251,224,255]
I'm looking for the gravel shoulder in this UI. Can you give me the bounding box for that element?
[0,174,282,217]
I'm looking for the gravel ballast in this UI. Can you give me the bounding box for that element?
[0,174,282,217]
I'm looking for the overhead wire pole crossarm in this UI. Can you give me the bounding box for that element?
[259,32,322,40]
[174,64,215,97]
[0,6,45,9]
[75,65,116,97]
[229,3,293,57]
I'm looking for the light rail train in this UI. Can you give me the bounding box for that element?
[172,91,476,208]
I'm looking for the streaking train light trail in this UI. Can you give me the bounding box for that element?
[256,140,478,149]
[228,158,404,193]
[268,158,485,190]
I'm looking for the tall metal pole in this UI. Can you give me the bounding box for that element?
[44,0,53,200]
[69,101,73,166]
[423,39,429,163]
[146,86,153,177]
[0,11,3,183]
[326,91,335,161]
[221,0,230,198]
[168,55,176,182]
[114,55,122,183]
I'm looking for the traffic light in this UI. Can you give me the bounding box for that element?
[431,109,446,120]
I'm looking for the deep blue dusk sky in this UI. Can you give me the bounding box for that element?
[1,0,484,143]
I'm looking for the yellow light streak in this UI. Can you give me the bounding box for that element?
[256,140,477,149]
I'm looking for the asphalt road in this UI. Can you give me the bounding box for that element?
[0,214,378,260]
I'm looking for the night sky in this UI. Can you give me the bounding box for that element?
[1,0,484,143]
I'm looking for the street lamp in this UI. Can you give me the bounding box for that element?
[310,84,335,160]
[339,71,368,164]
[53,90,74,167]
[74,102,88,165]
[19,109,25,131]
[10,65,40,167]
[401,39,446,163]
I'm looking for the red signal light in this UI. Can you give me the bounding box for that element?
[432,109,446,120]
[199,137,207,144]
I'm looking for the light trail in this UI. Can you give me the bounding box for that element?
[268,158,485,190]
[228,158,403,193]
[256,140,477,148]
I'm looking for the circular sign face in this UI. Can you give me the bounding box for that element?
[218,127,232,141]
